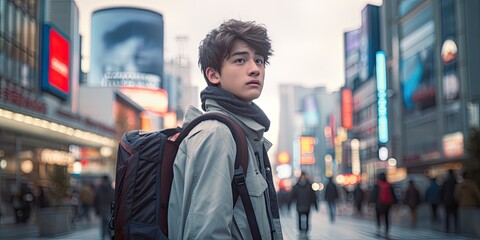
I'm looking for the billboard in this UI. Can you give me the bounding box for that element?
[41,24,70,99]
[89,7,164,88]
[359,5,380,82]
[341,88,353,130]
[344,28,361,88]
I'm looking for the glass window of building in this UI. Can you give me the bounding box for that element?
[16,7,23,45]
[22,13,29,50]
[28,17,35,53]
[399,2,436,113]
[0,0,5,34]
[6,42,13,80]
[0,38,4,75]
[398,0,423,17]
[7,2,15,38]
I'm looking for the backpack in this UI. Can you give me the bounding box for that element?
[378,180,393,205]
[110,113,261,239]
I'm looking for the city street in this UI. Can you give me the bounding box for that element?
[1,202,478,240]
[279,203,477,240]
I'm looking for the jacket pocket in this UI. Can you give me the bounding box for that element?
[245,169,268,197]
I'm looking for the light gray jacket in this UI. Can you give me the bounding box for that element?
[168,100,283,239]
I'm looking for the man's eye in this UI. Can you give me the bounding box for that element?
[255,58,265,65]
[234,58,245,63]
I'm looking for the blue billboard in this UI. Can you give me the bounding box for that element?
[89,7,164,88]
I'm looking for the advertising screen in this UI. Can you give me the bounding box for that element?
[89,7,164,88]
[344,28,361,88]
[41,25,70,99]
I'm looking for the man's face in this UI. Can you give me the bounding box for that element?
[207,40,266,103]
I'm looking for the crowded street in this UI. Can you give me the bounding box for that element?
[1,202,478,240]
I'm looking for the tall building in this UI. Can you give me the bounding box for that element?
[276,85,339,184]
[382,0,480,177]
[0,0,115,224]
[342,0,480,186]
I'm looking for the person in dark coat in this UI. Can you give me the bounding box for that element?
[324,177,339,223]
[403,180,421,227]
[289,172,318,236]
[94,175,115,240]
[425,177,441,223]
[353,183,365,216]
[440,169,459,233]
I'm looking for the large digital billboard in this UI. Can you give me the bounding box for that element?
[89,7,164,88]
[41,24,70,100]
[400,4,436,112]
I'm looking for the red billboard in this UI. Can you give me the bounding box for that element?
[341,88,353,130]
[41,24,70,99]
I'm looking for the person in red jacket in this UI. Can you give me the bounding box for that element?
[372,172,397,238]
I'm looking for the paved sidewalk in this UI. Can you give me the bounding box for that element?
[280,202,478,240]
[1,202,478,239]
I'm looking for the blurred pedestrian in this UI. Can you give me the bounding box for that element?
[324,177,339,223]
[455,171,480,208]
[372,172,397,238]
[290,172,318,237]
[78,183,95,222]
[10,181,34,224]
[36,186,50,208]
[454,171,480,235]
[94,175,114,240]
[277,186,291,215]
[353,183,364,216]
[403,180,421,227]
[425,177,441,223]
[439,169,459,233]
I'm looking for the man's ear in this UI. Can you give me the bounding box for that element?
[206,67,220,85]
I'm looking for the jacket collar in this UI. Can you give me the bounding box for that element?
[182,100,272,150]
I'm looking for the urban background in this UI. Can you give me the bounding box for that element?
[1,0,480,239]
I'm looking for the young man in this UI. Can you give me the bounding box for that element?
[168,19,283,239]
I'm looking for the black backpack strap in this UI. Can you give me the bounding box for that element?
[176,112,261,239]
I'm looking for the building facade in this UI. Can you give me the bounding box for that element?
[0,0,116,223]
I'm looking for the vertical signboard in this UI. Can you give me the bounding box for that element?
[41,24,70,100]
[89,7,164,88]
[376,51,388,144]
[299,136,315,165]
[341,88,353,130]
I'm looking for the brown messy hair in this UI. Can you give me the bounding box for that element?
[198,19,273,85]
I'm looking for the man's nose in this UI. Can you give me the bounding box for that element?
[248,61,260,77]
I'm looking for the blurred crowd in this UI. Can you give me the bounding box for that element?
[2,175,114,228]
[279,169,480,237]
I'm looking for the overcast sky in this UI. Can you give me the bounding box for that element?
[75,0,383,152]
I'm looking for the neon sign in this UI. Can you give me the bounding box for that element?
[376,51,388,144]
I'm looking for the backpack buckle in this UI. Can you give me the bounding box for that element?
[233,166,245,186]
